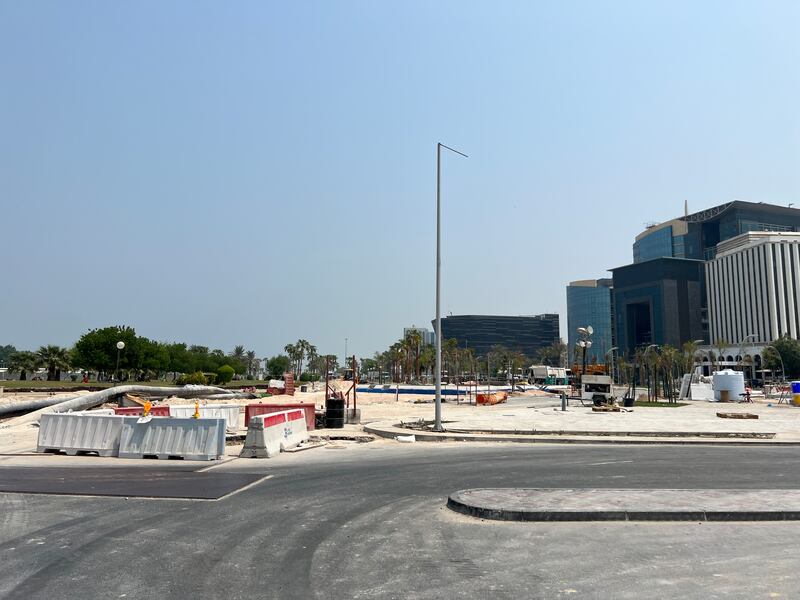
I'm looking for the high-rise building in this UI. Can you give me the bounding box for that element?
[706,231,800,344]
[566,279,614,365]
[612,201,800,357]
[611,258,707,357]
[633,201,800,263]
[434,314,559,358]
[403,326,435,346]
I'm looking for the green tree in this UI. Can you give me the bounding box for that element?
[766,336,800,379]
[8,351,39,380]
[245,350,257,378]
[267,355,291,379]
[0,344,17,368]
[72,326,139,378]
[216,364,235,384]
[36,345,71,381]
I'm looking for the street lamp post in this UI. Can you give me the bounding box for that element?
[764,345,786,383]
[115,341,125,383]
[605,347,619,384]
[434,142,468,432]
[576,326,593,381]
[738,334,757,385]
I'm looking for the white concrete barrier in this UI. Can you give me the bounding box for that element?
[169,404,242,432]
[118,417,226,461]
[240,409,308,458]
[37,413,125,457]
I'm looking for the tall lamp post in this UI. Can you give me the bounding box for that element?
[434,142,468,432]
[576,326,593,380]
[737,333,757,385]
[764,345,786,383]
[115,341,125,383]
[605,347,619,384]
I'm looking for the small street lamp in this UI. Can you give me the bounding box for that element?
[576,326,593,380]
[115,341,125,383]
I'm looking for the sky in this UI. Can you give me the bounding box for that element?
[2,0,799,361]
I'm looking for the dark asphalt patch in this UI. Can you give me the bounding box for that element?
[0,467,265,499]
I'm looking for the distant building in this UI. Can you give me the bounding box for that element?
[612,200,800,357]
[706,231,800,344]
[434,314,559,358]
[403,326,435,346]
[566,279,614,365]
[633,201,800,263]
[611,258,707,357]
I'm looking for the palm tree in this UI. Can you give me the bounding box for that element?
[8,351,39,380]
[36,345,71,381]
[713,338,729,373]
[245,350,257,379]
[231,345,246,362]
[404,330,423,380]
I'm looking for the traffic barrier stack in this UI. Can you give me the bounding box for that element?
[239,409,308,458]
[168,404,242,432]
[118,417,226,461]
[37,413,126,457]
[245,403,316,430]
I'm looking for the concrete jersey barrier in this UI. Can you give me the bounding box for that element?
[240,409,308,458]
[245,403,316,430]
[169,404,242,432]
[37,413,126,457]
[118,417,226,461]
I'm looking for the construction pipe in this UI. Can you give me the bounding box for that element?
[1,385,242,426]
[0,394,83,418]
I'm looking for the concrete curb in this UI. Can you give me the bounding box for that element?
[363,422,800,446]
[447,489,800,522]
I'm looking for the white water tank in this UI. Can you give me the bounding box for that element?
[712,369,745,401]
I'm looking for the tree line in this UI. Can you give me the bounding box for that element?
[0,326,335,383]
[361,331,567,384]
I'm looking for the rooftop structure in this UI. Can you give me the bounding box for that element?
[633,201,800,263]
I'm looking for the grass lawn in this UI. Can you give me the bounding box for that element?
[633,400,689,407]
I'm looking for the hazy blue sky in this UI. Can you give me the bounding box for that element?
[2,1,798,360]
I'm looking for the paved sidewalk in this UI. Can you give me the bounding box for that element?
[448,488,800,521]
[364,394,800,444]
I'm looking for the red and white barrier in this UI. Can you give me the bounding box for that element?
[245,403,316,430]
[239,408,308,458]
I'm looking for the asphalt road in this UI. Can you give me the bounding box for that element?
[2,442,800,599]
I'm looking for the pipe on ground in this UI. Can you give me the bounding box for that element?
[1,385,242,424]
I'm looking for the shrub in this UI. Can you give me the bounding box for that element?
[299,372,314,382]
[176,371,207,386]
[216,365,235,385]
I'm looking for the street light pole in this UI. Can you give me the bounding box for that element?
[435,142,467,432]
[115,341,125,383]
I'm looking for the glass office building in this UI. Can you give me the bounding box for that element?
[633,201,800,264]
[435,314,559,358]
[566,279,614,365]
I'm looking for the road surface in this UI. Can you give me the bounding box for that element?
[1,442,799,599]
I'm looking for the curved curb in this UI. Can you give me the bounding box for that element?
[447,488,800,522]
[363,422,800,446]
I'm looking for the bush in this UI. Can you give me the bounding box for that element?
[216,365,235,385]
[299,372,314,382]
[176,371,207,386]
[204,373,217,385]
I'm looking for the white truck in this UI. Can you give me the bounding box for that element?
[529,365,569,385]
[581,374,614,406]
